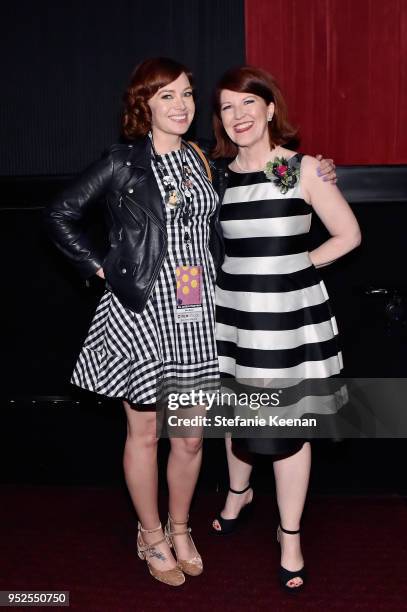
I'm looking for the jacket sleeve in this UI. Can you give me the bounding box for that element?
[43,151,114,278]
[209,205,224,274]
[208,159,229,274]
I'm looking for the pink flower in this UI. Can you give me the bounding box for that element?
[277,164,288,176]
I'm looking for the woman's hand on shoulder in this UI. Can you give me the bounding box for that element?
[315,154,337,184]
[301,155,338,205]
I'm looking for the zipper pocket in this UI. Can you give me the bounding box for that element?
[123,195,165,233]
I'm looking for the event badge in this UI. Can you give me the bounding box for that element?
[175,265,203,323]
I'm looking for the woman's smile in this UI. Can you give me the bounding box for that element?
[168,113,189,123]
[233,120,254,133]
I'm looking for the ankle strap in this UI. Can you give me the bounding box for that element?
[138,521,162,534]
[137,536,167,552]
[279,524,300,535]
[229,484,251,494]
[168,513,189,525]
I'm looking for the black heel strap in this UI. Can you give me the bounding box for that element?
[280,524,300,534]
[229,484,251,494]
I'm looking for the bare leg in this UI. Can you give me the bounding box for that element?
[167,405,204,559]
[212,434,254,530]
[273,441,311,587]
[123,401,176,571]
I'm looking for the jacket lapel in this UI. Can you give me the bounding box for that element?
[122,137,165,229]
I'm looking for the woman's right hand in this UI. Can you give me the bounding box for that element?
[96,267,105,279]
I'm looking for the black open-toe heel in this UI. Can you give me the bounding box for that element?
[211,484,253,535]
[277,525,306,592]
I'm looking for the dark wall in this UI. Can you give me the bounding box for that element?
[0,0,245,175]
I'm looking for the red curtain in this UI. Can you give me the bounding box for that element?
[245,0,407,164]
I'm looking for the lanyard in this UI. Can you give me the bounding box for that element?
[151,140,193,248]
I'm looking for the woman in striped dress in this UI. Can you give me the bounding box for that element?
[211,66,361,590]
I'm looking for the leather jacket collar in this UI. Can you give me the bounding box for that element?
[123,136,165,228]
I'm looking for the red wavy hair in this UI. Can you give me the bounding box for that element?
[122,57,194,139]
[212,65,298,158]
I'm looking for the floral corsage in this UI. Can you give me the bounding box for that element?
[264,157,299,194]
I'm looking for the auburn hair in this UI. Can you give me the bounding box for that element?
[122,57,194,139]
[212,65,298,158]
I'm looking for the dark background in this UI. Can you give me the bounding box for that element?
[1,1,406,496]
[0,0,244,175]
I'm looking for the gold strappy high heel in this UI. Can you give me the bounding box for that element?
[137,522,185,586]
[165,514,203,576]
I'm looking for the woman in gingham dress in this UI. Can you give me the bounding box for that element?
[45,58,220,587]
[72,136,219,405]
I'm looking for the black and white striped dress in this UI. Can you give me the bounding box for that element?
[215,154,343,452]
[72,147,219,404]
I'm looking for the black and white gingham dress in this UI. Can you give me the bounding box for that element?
[71,147,220,404]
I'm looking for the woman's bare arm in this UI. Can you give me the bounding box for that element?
[301,155,361,267]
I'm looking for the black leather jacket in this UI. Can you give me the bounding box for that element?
[44,136,225,313]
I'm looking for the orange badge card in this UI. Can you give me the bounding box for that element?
[175,265,203,323]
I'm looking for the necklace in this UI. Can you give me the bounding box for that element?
[150,137,194,248]
[235,146,281,173]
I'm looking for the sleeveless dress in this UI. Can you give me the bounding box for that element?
[71,146,219,405]
[215,153,344,454]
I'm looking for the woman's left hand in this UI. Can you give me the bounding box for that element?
[315,154,337,184]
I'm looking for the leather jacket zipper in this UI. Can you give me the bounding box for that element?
[124,194,166,233]
[122,194,168,305]
[144,233,168,304]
